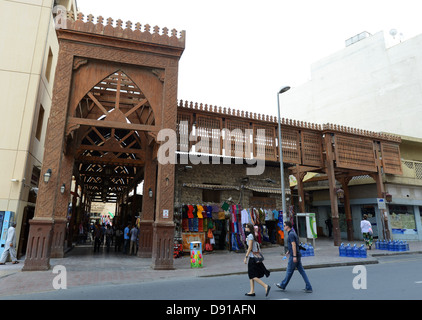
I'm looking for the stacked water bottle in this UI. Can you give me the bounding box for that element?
[338,243,367,258]
[375,239,409,252]
[299,243,315,257]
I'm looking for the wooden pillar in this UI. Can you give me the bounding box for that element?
[51,147,76,258]
[340,177,353,241]
[23,49,73,271]
[138,148,157,258]
[151,161,175,270]
[324,133,341,246]
[67,178,79,248]
[296,166,306,213]
[372,170,391,240]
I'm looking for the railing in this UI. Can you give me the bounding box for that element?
[402,160,422,180]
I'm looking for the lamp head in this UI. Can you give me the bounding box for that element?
[278,86,291,94]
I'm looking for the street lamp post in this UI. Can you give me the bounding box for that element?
[277,86,290,253]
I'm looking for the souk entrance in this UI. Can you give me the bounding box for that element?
[23,13,185,271]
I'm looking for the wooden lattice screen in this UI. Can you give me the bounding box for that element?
[280,129,301,164]
[177,113,192,152]
[301,131,323,167]
[225,119,251,158]
[381,142,402,175]
[334,134,377,172]
[195,115,222,155]
[253,125,277,161]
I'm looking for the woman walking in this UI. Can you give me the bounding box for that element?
[243,223,271,297]
[360,214,373,250]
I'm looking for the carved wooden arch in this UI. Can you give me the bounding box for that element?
[69,67,160,203]
[68,59,164,129]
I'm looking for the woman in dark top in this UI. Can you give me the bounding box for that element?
[243,223,271,297]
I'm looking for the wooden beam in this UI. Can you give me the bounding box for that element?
[67,117,160,132]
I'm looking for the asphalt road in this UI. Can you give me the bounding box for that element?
[2,254,422,301]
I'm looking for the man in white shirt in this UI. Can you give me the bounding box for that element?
[0,223,18,265]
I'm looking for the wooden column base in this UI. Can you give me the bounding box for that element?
[137,220,153,258]
[151,222,174,270]
[50,219,67,258]
[22,218,53,271]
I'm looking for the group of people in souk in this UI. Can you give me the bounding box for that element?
[76,216,141,255]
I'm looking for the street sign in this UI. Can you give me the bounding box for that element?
[377,198,386,210]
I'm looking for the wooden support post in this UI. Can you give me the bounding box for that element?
[138,148,157,258]
[324,133,341,246]
[340,177,353,241]
[296,165,306,213]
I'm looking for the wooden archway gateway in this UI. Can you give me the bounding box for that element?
[23,13,185,271]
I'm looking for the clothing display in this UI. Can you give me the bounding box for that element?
[178,202,285,253]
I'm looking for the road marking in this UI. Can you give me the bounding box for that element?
[415,281,422,284]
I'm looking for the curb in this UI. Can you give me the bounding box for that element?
[198,259,379,278]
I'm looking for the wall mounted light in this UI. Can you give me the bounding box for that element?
[60,183,65,194]
[43,169,52,183]
[148,188,153,198]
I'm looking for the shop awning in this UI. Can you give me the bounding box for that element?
[244,186,282,194]
[182,183,240,190]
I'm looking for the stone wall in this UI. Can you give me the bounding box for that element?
[174,162,290,210]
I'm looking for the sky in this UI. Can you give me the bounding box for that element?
[76,0,422,118]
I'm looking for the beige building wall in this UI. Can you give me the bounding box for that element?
[0,0,77,253]
[281,31,422,140]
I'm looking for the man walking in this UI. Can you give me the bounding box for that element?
[276,221,313,293]
[0,223,18,265]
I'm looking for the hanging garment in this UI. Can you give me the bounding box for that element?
[198,217,203,232]
[218,211,225,220]
[241,209,249,225]
[182,218,189,232]
[197,205,204,218]
[187,205,194,219]
[207,205,213,218]
[193,205,198,218]
[182,205,189,219]
[188,218,194,232]
[193,217,199,232]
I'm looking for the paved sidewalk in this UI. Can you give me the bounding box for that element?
[1,238,421,298]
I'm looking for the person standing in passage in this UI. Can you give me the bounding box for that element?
[129,225,139,255]
[243,223,271,297]
[0,223,18,265]
[93,223,102,253]
[123,224,131,254]
[276,221,313,293]
[114,226,123,252]
[325,217,333,238]
[360,214,373,250]
[105,225,113,253]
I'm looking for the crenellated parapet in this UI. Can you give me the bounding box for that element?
[177,99,401,142]
[60,12,185,49]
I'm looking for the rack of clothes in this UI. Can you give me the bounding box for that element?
[177,202,285,252]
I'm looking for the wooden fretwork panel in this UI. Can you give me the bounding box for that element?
[177,112,192,152]
[301,131,323,167]
[381,142,402,175]
[253,125,277,161]
[195,115,222,155]
[225,119,251,158]
[280,129,301,164]
[334,134,377,172]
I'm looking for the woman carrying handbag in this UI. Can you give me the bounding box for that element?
[243,223,271,297]
[360,214,373,250]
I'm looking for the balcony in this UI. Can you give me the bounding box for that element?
[385,159,422,186]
